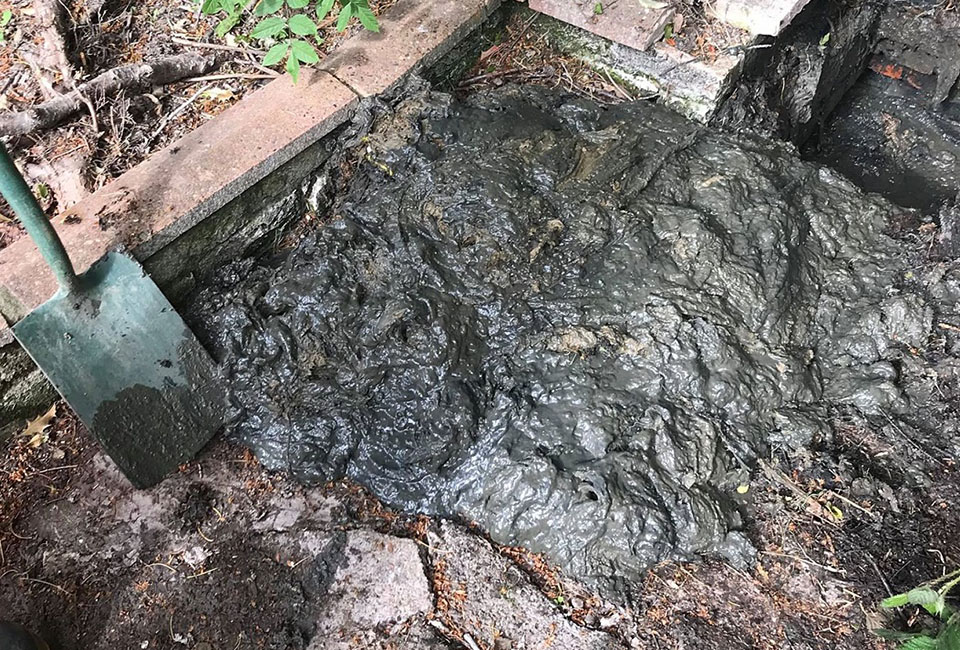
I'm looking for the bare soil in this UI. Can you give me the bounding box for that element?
[0,398,956,649]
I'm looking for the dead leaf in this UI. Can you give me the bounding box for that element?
[201,87,234,103]
[20,404,57,448]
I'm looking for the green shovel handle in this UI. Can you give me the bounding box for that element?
[0,142,79,294]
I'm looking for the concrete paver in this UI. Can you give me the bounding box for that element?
[529,0,674,52]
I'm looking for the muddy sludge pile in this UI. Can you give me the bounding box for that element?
[189,85,960,594]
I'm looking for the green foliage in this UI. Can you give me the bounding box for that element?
[877,569,960,650]
[0,9,12,44]
[200,0,253,38]
[199,0,379,81]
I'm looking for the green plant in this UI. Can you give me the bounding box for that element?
[199,0,379,81]
[876,568,960,650]
[0,9,13,44]
[200,0,254,38]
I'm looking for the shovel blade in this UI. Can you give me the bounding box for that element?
[13,252,224,488]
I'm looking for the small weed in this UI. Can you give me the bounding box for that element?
[0,9,12,43]
[593,2,602,15]
[875,568,960,650]
[198,0,379,81]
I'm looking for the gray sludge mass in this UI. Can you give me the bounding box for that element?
[191,86,952,594]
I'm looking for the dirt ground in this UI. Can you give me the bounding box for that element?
[0,396,956,649]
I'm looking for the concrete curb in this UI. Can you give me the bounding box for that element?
[0,71,356,322]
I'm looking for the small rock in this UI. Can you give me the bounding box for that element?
[494,639,513,650]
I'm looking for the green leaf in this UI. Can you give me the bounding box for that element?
[287,0,309,8]
[883,593,912,608]
[355,4,378,32]
[200,0,221,14]
[901,636,938,650]
[290,39,319,63]
[941,622,960,650]
[288,14,317,35]
[922,598,944,617]
[262,41,289,65]
[819,32,830,47]
[335,3,354,31]
[251,16,286,38]
[316,0,335,20]
[0,9,11,25]
[214,10,244,37]
[908,588,941,607]
[286,52,301,83]
[254,0,283,16]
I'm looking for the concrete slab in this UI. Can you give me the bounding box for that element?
[540,14,746,121]
[713,0,813,36]
[529,0,674,52]
[321,0,503,97]
[310,530,434,649]
[0,70,357,322]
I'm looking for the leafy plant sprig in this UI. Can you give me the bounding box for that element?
[876,568,960,650]
[200,0,379,82]
[0,9,13,44]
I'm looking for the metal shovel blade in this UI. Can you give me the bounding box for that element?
[13,251,225,488]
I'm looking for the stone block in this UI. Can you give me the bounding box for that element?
[713,0,813,36]
[529,0,674,52]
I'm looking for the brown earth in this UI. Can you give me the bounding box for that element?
[0,401,956,649]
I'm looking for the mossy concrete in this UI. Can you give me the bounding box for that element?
[534,9,748,122]
[0,336,57,439]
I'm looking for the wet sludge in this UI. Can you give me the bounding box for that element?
[190,86,959,594]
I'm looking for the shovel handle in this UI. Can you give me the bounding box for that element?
[0,143,79,294]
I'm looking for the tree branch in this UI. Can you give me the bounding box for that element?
[0,53,219,137]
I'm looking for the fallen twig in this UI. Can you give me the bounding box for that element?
[148,82,213,144]
[172,36,265,55]
[183,73,278,83]
[0,53,220,137]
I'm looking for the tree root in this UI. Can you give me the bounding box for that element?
[0,53,220,137]
[31,0,75,100]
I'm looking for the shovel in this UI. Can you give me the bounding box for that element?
[0,143,224,488]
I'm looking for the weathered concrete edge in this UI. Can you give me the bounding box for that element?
[536,11,750,122]
[135,99,353,260]
[321,0,504,98]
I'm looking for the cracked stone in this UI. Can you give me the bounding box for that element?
[309,530,434,649]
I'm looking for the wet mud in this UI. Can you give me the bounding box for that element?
[809,0,960,215]
[190,85,960,594]
[811,69,960,213]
